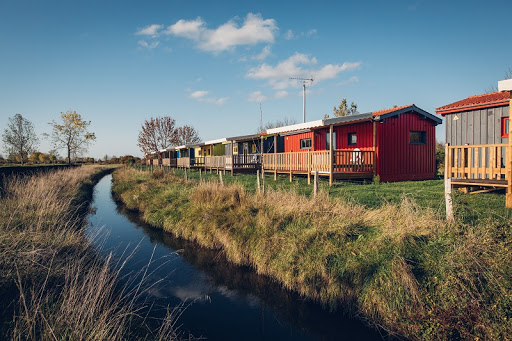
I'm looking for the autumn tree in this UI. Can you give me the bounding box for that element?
[2,114,39,165]
[176,125,201,145]
[331,98,359,117]
[48,110,96,164]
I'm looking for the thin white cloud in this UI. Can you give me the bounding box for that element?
[137,40,160,49]
[189,90,228,105]
[284,29,294,40]
[246,53,361,89]
[252,45,271,61]
[306,29,317,36]
[190,90,208,99]
[164,13,277,53]
[165,18,204,40]
[136,24,163,36]
[337,76,359,86]
[248,91,268,102]
[274,90,289,99]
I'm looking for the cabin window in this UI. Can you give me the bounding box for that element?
[300,138,312,150]
[348,132,357,146]
[410,131,427,145]
[252,144,257,153]
[233,145,238,154]
[207,148,211,156]
[325,132,337,150]
[501,117,509,138]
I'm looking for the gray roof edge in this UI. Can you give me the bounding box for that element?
[323,113,373,126]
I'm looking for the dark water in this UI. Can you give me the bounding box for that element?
[86,175,386,340]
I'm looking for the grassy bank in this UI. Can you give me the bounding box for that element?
[0,166,177,340]
[113,167,512,340]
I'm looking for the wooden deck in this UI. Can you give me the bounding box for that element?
[445,144,512,206]
[262,150,375,184]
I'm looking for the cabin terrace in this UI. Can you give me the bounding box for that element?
[262,105,441,183]
[437,84,512,206]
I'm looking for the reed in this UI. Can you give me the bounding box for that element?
[0,166,180,340]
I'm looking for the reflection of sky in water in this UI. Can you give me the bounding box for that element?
[86,175,384,341]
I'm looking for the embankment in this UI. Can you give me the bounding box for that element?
[112,167,512,340]
[0,165,175,340]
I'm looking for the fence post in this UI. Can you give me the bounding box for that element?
[507,99,512,207]
[219,171,223,186]
[308,149,311,185]
[199,169,202,183]
[445,178,454,223]
[184,168,188,181]
[314,171,318,197]
[257,169,261,193]
[329,124,334,186]
[262,169,265,194]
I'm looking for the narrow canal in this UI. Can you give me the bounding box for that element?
[86,174,385,340]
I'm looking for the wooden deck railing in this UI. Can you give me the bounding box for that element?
[195,156,205,167]
[446,144,507,181]
[262,150,374,174]
[162,158,171,166]
[334,150,374,173]
[177,157,191,168]
[205,155,226,169]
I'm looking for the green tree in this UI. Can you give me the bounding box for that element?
[2,114,39,165]
[29,151,42,164]
[48,111,96,164]
[331,98,359,117]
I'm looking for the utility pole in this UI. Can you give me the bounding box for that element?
[290,77,314,123]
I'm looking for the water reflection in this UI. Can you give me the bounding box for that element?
[87,175,386,340]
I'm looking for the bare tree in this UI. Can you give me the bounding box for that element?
[176,125,201,145]
[137,117,179,156]
[2,114,39,165]
[259,117,298,132]
[485,67,512,93]
[48,110,96,164]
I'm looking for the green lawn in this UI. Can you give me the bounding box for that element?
[137,165,512,226]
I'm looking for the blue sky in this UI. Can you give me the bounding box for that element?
[1,0,511,158]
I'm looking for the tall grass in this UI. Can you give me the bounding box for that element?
[0,166,179,340]
[113,167,512,340]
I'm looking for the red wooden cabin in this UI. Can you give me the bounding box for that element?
[263,104,441,182]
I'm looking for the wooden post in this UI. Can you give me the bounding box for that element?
[184,168,187,181]
[289,151,292,182]
[199,169,202,183]
[257,169,261,193]
[314,171,318,197]
[445,178,454,223]
[307,149,311,185]
[329,124,334,186]
[262,169,265,194]
[507,98,512,208]
[373,120,377,177]
[231,141,235,176]
[274,134,277,181]
[219,171,223,186]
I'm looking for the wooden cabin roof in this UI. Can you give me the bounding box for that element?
[436,91,511,115]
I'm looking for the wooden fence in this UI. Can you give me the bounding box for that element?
[262,150,374,175]
[446,144,507,181]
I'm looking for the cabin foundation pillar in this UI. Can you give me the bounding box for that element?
[329,124,333,186]
[274,134,277,181]
[507,98,512,208]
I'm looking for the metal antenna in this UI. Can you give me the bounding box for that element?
[290,77,314,123]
